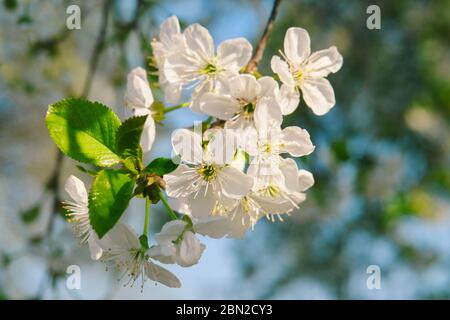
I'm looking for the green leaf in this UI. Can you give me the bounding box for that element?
[88,169,135,238]
[20,205,40,224]
[143,157,179,176]
[116,115,147,160]
[46,98,122,167]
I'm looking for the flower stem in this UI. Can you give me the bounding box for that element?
[158,190,178,220]
[143,197,151,236]
[163,102,189,114]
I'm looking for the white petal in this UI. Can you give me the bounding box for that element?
[258,76,279,99]
[193,216,232,239]
[64,175,88,206]
[125,67,154,109]
[253,97,283,135]
[284,27,311,65]
[169,197,191,215]
[184,23,214,61]
[271,56,295,86]
[155,220,187,244]
[164,165,200,198]
[171,129,203,164]
[176,231,205,267]
[218,166,253,199]
[279,158,300,192]
[281,126,315,157]
[132,109,155,152]
[205,128,238,165]
[217,38,252,72]
[300,78,336,115]
[164,53,202,84]
[88,238,103,260]
[298,169,314,191]
[159,16,181,42]
[148,244,176,264]
[102,222,140,249]
[252,193,296,214]
[145,261,181,288]
[305,46,343,78]
[162,81,183,104]
[278,84,300,115]
[189,186,217,218]
[190,78,213,113]
[200,92,241,120]
[227,74,260,101]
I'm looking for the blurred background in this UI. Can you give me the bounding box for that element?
[0,0,449,299]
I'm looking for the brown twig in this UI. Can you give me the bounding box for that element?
[245,0,282,73]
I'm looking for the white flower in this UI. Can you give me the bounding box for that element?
[271,27,343,115]
[246,97,315,172]
[164,128,253,218]
[164,23,252,112]
[200,74,279,131]
[124,67,156,152]
[151,220,205,267]
[100,222,181,289]
[249,157,313,216]
[63,175,103,260]
[151,15,185,104]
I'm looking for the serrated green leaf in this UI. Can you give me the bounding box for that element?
[46,98,122,167]
[88,169,135,238]
[143,157,179,176]
[116,115,147,160]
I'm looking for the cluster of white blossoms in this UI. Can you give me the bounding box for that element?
[63,15,342,289]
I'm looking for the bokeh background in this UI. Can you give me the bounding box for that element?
[0,0,449,299]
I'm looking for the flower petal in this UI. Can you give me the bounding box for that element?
[125,67,154,109]
[258,76,279,98]
[148,244,176,264]
[228,74,260,101]
[281,126,315,157]
[102,222,140,250]
[193,216,232,239]
[189,185,217,218]
[271,56,295,86]
[155,220,188,244]
[284,27,311,65]
[278,84,300,115]
[159,16,181,42]
[133,108,155,152]
[171,129,203,164]
[145,261,181,288]
[305,46,343,78]
[64,175,88,206]
[184,23,214,61]
[300,77,336,115]
[218,166,253,199]
[217,38,252,72]
[164,164,200,198]
[88,238,103,260]
[253,97,283,136]
[279,158,300,192]
[200,92,241,120]
[298,169,315,191]
[176,231,205,267]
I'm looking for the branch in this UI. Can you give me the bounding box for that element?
[80,0,111,98]
[245,0,282,73]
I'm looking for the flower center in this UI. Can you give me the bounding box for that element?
[201,63,218,75]
[294,68,304,83]
[261,185,280,198]
[197,164,218,181]
[242,102,256,118]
